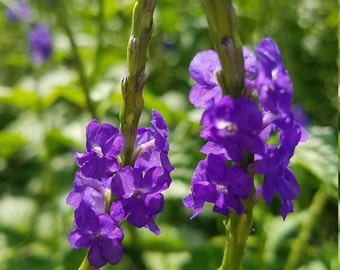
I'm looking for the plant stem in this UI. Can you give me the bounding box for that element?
[119,0,157,166]
[78,251,96,270]
[89,0,105,86]
[218,192,255,270]
[284,189,328,270]
[201,0,244,98]
[56,1,97,119]
[202,1,251,268]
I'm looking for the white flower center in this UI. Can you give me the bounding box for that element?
[93,144,103,158]
[216,119,237,134]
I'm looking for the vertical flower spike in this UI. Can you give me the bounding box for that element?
[183,2,308,270]
[28,24,53,66]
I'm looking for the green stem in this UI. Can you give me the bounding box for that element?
[119,0,157,166]
[201,1,251,267]
[89,0,105,86]
[56,1,97,119]
[201,0,244,98]
[283,189,328,270]
[78,252,97,270]
[218,192,255,270]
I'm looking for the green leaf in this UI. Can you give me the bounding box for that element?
[0,132,27,158]
[0,88,40,111]
[291,126,337,198]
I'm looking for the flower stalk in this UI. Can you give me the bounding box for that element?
[119,0,157,166]
[219,192,255,270]
[78,253,96,270]
[56,0,97,119]
[202,1,252,269]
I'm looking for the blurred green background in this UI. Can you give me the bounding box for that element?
[0,0,337,269]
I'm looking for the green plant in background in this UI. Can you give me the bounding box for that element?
[0,0,337,270]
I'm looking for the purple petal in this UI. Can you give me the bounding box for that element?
[225,166,253,199]
[192,182,218,203]
[189,84,222,109]
[189,50,221,85]
[98,237,123,265]
[146,220,161,235]
[110,200,125,223]
[111,167,141,198]
[68,229,95,248]
[151,110,169,152]
[88,241,107,268]
[74,202,100,231]
[280,199,295,220]
[206,154,225,184]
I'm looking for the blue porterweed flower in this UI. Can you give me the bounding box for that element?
[67,110,173,267]
[255,126,303,219]
[134,110,174,173]
[200,96,265,162]
[6,1,31,23]
[184,38,307,219]
[75,119,124,179]
[254,38,293,118]
[28,24,52,66]
[111,166,171,235]
[183,154,252,218]
[189,48,256,109]
[68,200,124,268]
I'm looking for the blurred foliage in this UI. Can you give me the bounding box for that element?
[0,0,337,270]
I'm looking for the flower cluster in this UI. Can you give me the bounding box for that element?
[67,110,173,268]
[183,38,307,220]
[6,1,52,66]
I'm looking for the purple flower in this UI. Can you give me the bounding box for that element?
[254,38,293,117]
[111,166,171,235]
[188,50,222,109]
[28,24,53,66]
[6,1,31,23]
[255,127,302,219]
[68,201,124,268]
[75,119,124,179]
[188,48,257,109]
[134,110,174,173]
[200,96,264,162]
[183,154,253,217]
[66,171,111,209]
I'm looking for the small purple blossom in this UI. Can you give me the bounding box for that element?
[28,24,53,66]
[111,166,171,235]
[200,96,264,162]
[6,1,31,23]
[183,154,253,217]
[189,48,257,109]
[189,50,222,109]
[134,110,174,173]
[68,201,124,268]
[75,119,124,179]
[254,38,293,117]
[255,127,302,219]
